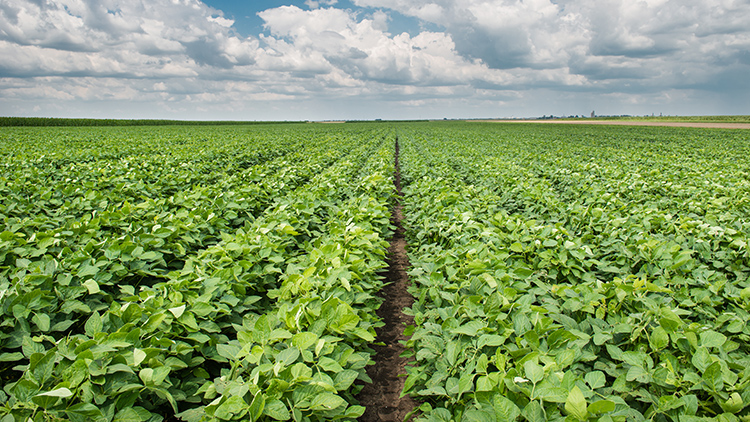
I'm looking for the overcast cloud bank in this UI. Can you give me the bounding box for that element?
[1,0,748,120]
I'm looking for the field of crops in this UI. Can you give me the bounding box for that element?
[398,123,750,422]
[1,121,749,422]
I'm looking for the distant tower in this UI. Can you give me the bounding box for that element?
[591,110,595,118]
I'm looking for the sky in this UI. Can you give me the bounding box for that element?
[1,0,749,121]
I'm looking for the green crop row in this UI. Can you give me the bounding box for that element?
[398,123,750,422]
[0,124,397,421]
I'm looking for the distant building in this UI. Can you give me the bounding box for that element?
[591,111,595,118]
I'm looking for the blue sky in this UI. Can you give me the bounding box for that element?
[1,0,749,120]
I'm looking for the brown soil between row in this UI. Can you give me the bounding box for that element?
[356,140,417,422]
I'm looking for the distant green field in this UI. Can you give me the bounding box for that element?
[566,115,750,123]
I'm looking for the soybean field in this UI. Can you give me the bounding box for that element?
[1,121,749,422]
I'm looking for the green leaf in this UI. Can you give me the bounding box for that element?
[565,385,588,421]
[492,395,521,422]
[452,320,486,336]
[29,350,55,385]
[703,361,724,392]
[334,370,359,391]
[249,392,266,422]
[292,332,319,350]
[36,387,73,398]
[522,401,545,422]
[585,371,606,389]
[113,407,151,422]
[650,326,669,350]
[83,279,100,294]
[588,400,615,415]
[65,403,102,418]
[721,392,744,414]
[463,409,495,422]
[626,366,651,383]
[133,348,146,367]
[692,347,712,373]
[278,348,301,367]
[139,367,155,384]
[85,311,103,337]
[458,372,475,395]
[168,305,186,318]
[351,327,375,342]
[32,313,50,332]
[217,343,241,361]
[215,396,249,420]
[524,361,544,384]
[478,334,506,348]
[309,393,346,411]
[481,273,497,289]
[700,330,727,349]
[533,383,568,403]
[263,399,290,420]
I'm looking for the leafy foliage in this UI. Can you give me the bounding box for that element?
[398,123,750,422]
[0,124,396,421]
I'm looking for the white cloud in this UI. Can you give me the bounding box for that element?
[304,0,339,9]
[0,0,748,119]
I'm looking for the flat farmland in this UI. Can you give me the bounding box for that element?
[1,121,749,422]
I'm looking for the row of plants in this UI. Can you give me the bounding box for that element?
[0,124,397,421]
[397,123,750,422]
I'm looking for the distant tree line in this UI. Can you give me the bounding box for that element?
[0,117,302,127]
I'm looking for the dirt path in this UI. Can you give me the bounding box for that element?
[357,140,417,422]
[472,119,750,129]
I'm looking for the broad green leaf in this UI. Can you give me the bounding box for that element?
[65,403,102,418]
[29,350,55,385]
[524,361,544,384]
[565,385,588,421]
[721,393,744,414]
[264,399,290,420]
[452,320,486,336]
[458,372,475,395]
[492,395,521,422]
[650,326,669,350]
[168,305,186,318]
[703,361,724,392]
[692,347,712,373]
[292,332,319,350]
[309,392,346,411]
[217,343,242,361]
[83,279,100,294]
[36,387,73,398]
[700,330,727,349]
[334,370,359,391]
[478,334,506,348]
[463,409,495,422]
[626,366,651,383]
[585,371,606,390]
[482,273,497,289]
[85,312,103,337]
[522,401,545,422]
[215,396,249,420]
[113,407,150,422]
[32,313,50,332]
[133,348,146,367]
[588,400,615,415]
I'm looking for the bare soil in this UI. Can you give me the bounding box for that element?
[472,119,750,129]
[357,140,417,422]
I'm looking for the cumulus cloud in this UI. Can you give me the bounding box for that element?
[0,0,748,119]
[0,0,261,77]
[353,0,750,85]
